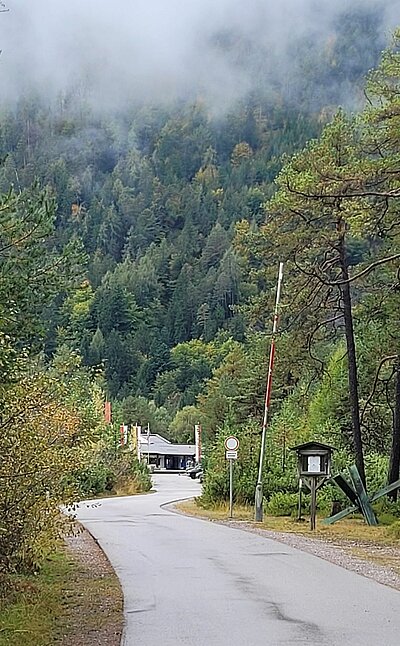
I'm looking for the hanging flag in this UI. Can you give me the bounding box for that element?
[131,425,137,451]
[136,425,142,461]
[195,424,202,463]
[104,400,112,424]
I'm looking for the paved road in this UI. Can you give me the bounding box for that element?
[76,474,400,646]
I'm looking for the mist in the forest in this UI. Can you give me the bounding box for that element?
[0,1,398,111]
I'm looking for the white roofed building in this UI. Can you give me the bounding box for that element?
[139,433,196,470]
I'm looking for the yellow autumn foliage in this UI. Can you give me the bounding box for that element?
[0,365,96,575]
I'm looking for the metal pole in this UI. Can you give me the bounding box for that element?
[297,478,303,521]
[255,262,284,522]
[229,459,233,518]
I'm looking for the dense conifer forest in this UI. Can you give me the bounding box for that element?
[0,1,399,577]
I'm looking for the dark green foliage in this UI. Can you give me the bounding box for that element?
[120,395,170,435]
[265,492,300,517]
[201,422,260,505]
[75,450,151,497]
[0,186,85,363]
[0,93,322,403]
[75,462,114,496]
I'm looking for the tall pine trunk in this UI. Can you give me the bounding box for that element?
[388,358,400,500]
[339,236,366,485]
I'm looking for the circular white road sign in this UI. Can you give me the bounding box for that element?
[225,436,239,451]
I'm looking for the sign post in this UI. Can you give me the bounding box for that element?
[225,436,239,518]
[229,458,234,518]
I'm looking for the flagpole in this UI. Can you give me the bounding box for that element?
[255,262,284,522]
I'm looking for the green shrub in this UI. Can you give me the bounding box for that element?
[316,483,349,515]
[377,512,398,526]
[202,468,230,504]
[266,492,299,517]
[201,421,260,506]
[117,456,152,493]
[263,466,298,500]
[75,463,114,496]
[364,453,389,495]
[386,520,400,540]
[75,451,151,497]
[374,498,400,518]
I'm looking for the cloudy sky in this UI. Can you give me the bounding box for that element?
[0,1,398,109]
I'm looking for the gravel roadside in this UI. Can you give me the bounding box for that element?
[60,528,123,646]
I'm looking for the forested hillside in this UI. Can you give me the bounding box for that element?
[0,1,399,575]
[0,4,391,412]
[0,95,320,401]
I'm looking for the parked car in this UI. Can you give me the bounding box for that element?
[187,465,202,479]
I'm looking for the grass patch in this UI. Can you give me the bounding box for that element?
[0,550,72,646]
[0,532,123,646]
[178,499,400,546]
[113,475,151,497]
[180,499,253,522]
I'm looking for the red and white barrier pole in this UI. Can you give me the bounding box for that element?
[255,262,284,522]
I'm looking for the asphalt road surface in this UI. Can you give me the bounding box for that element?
[76,474,400,646]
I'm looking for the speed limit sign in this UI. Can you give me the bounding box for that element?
[225,436,239,451]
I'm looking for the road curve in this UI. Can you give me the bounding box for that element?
[75,474,400,646]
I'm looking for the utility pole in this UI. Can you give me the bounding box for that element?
[255,262,284,522]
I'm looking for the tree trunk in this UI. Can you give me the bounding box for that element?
[339,240,366,485]
[388,359,400,501]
